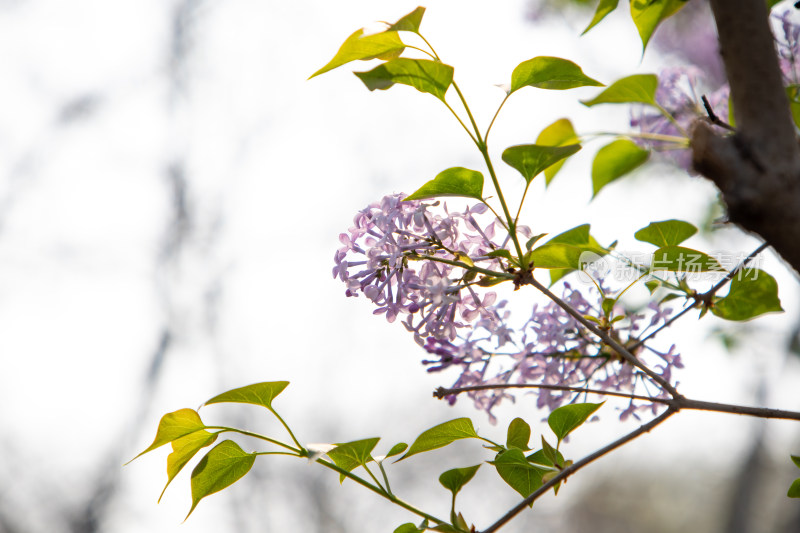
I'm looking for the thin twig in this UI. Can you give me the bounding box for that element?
[701,94,736,131]
[630,242,770,350]
[528,277,681,398]
[480,407,677,533]
[434,383,670,405]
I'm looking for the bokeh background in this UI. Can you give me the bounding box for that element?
[1,0,799,531]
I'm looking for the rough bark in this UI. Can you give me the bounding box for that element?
[692,0,800,275]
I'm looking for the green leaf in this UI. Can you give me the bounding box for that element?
[204,381,289,412]
[788,478,800,498]
[529,224,606,270]
[394,524,422,533]
[630,0,687,51]
[526,233,548,251]
[591,139,649,197]
[310,29,405,79]
[650,246,724,273]
[187,440,256,519]
[355,58,453,101]
[492,448,545,503]
[581,74,658,107]
[792,455,800,469]
[388,6,426,32]
[540,436,558,464]
[510,56,603,92]
[583,0,620,34]
[535,119,579,184]
[439,464,481,496]
[502,144,581,184]
[634,219,698,247]
[548,402,603,443]
[385,442,408,458]
[328,437,381,482]
[711,269,783,321]
[767,0,783,8]
[160,430,218,503]
[404,167,484,201]
[506,418,531,451]
[131,408,206,461]
[399,418,479,461]
[529,243,586,269]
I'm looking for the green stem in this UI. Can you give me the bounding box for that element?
[378,461,394,496]
[316,458,449,526]
[205,426,301,454]
[269,408,304,451]
[485,93,511,144]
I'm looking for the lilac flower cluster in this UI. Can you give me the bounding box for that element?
[333,193,521,344]
[431,281,683,423]
[335,195,683,423]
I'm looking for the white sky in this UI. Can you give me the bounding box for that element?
[1,1,799,531]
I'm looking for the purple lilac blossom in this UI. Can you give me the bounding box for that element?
[333,193,526,344]
[336,195,683,423]
[630,67,730,172]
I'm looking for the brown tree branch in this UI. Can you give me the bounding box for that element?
[692,0,800,274]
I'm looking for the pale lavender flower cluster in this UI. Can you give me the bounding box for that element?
[333,194,520,344]
[335,195,682,423]
[429,281,683,422]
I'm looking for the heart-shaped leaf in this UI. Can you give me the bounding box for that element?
[581,74,658,107]
[502,144,581,184]
[510,56,603,92]
[404,167,484,201]
[310,29,405,79]
[355,58,453,101]
[187,440,256,519]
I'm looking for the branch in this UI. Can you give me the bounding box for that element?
[434,383,670,405]
[692,0,800,275]
[480,407,678,533]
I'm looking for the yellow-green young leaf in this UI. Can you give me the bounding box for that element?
[535,119,579,185]
[634,219,698,247]
[159,430,218,503]
[548,402,603,443]
[398,418,479,461]
[510,56,603,92]
[583,0,620,35]
[130,408,206,461]
[792,455,800,469]
[581,74,658,107]
[327,437,380,483]
[591,139,649,197]
[492,448,545,504]
[630,0,688,52]
[394,524,423,533]
[650,246,725,273]
[309,29,405,79]
[388,6,426,32]
[385,442,408,458]
[438,464,481,496]
[354,58,453,101]
[404,167,484,201]
[203,381,289,411]
[502,144,581,184]
[788,478,800,498]
[506,418,531,451]
[711,269,783,321]
[187,440,256,519]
